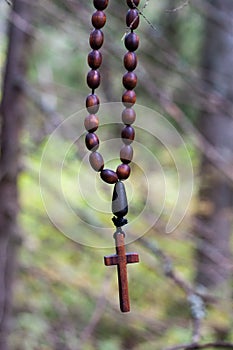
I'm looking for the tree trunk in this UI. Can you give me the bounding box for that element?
[0,1,33,349]
[195,0,233,292]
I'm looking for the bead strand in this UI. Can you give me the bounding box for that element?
[118,0,140,181]
[85,0,140,185]
[85,0,109,180]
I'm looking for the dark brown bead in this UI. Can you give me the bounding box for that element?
[127,0,140,8]
[85,132,99,151]
[121,126,135,144]
[88,50,102,69]
[124,52,137,71]
[125,32,139,52]
[94,0,108,10]
[122,90,136,107]
[100,169,118,184]
[120,145,133,163]
[122,108,136,125]
[126,9,139,29]
[92,11,106,29]
[89,152,104,171]
[116,164,131,180]
[87,70,100,90]
[123,72,137,90]
[86,94,100,114]
[89,29,104,50]
[84,114,99,132]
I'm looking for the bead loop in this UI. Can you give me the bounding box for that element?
[85,0,139,186]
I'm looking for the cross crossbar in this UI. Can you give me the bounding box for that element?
[104,252,139,266]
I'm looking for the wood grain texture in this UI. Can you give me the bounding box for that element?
[104,232,139,312]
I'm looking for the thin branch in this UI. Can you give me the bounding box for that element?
[191,0,233,33]
[5,0,12,6]
[140,72,233,184]
[164,341,233,350]
[138,237,217,304]
[77,274,111,350]
[15,79,62,133]
[191,318,201,343]
[166,1,190,13]
[130,0,159,32]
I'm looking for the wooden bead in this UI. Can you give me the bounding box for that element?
[112,181,128,217]
[89,152,104,171]
[124,32,139,52]
[122,90,136,107]
[120,145,133,163]
[121,126,135,144]
[126,9,139,29]
[123,72,137,90]
[127,0,140,8]
[122,108,136,125]
[124,52,137,71]
[94,0,108,10]
[116,164,131,180]
[84,114,99,132]
[92,11,106,29]
[86,94,100,114]
[87,70,100,90]
[100,169,118,184]
[85,132,99,151]
[90,29,104,50]
[88,50,102,69]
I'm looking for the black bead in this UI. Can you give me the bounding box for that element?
[112,181,128,217]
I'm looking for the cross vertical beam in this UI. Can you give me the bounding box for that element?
[104,231,139,312]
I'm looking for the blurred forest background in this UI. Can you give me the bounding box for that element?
[0,0,233,349]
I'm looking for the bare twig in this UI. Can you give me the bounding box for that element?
[5,0,12,6]
[191,318,201,343]
[191,0,233,34]
[130,0,158,32]
[140,72,233,184]
[15,79,62,133]
[164,341,233,350]
[137,236,222,344]
[138,237,217,304]
[188,294,205,343]
[166,1,190,13]
[78,274,111,349]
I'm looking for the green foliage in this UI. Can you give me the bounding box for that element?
[1,1,232,349]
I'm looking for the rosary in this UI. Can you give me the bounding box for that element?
[84,0,140,312]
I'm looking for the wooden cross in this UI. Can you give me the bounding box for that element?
[104,231,139,312]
